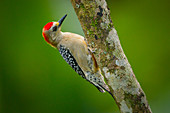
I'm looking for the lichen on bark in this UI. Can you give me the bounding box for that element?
[71,0,152,112]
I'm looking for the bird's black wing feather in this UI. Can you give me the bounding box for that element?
[59,45,106,93]
[59,45,86,79]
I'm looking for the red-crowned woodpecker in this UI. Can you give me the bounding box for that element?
[42,14,110,93]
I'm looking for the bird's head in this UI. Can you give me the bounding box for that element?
[42,14,67,44]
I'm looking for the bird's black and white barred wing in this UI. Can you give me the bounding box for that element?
[59,45,107,93]
[59,45,86,78]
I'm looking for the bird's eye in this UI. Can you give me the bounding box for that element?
[52,26,57,31]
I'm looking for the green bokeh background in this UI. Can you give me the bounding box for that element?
[0,0,170,113]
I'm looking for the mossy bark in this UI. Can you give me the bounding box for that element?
[70,0,152,112]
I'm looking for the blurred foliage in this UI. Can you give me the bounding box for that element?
[0,0,170,113]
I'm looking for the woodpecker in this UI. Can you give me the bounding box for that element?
[42,14,110,93]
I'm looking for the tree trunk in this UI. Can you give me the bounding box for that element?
[70,0,152,112]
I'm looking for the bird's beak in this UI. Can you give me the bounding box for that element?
[58,14,67,27]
